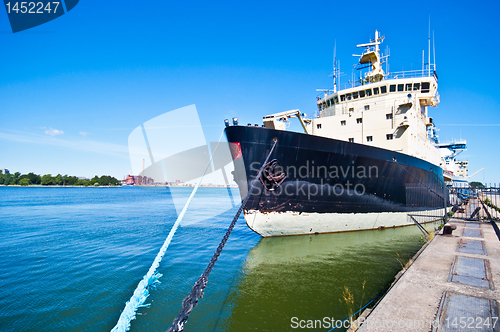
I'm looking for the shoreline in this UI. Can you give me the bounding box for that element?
[0,184,238,188]
[0,184,121,188]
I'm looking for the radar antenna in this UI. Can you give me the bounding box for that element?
[354,30,385,83]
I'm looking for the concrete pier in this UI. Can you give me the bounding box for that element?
[357,202,500,331]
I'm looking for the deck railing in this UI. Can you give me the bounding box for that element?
[317,65,437,100]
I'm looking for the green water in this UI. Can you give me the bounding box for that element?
[219,227,429,331]
[0,187,433,332]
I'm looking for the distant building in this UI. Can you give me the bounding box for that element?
[0,169,9,174]
[123,174,154,186]
[124,174,136,185]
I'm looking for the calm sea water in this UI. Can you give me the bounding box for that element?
[0,187,426,332]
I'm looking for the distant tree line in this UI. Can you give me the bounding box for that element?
[469,181,485,189]
[0,171,120,186]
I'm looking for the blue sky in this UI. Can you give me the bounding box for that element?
[1,1,499,183]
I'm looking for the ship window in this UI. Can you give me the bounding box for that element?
[365,89,372,96]
[353,91,358,99]
[341,120,346,126]
[327,99,331,107]
[421,82,430,93]
[348,138,354,143]
[346,93,352,100]
[397,84,404,92]
[386,113,393,120]
[389,84,396,92]
[359,90,365,98]
[334,96,339,104]
[323,102,327,109]
[349,107,354,112]
[386,134,394,140]
[405,83,412,91]
[380,86,387,94]
[364,105,370,111]
[373,87,380,95]
[413,83,420,91]
[340,95,346,102]
[317,124,322,129]
[356,118,362,124]
[367,136,373,142]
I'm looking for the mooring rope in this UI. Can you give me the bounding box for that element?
[394,158,446,237]
[408,214,430,237]
[166,138,278,332]
[110,131,225,332]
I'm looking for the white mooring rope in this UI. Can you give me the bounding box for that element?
[111,131,225,332]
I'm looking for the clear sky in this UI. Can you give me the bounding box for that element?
[1,0,499,183]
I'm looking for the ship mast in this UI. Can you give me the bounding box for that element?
[356,30,385,83]
[331,41,341,93]
[333,42,337,93]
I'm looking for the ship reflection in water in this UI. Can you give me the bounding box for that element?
[222,224,436,331]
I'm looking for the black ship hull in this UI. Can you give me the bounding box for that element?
[225,126,446,236]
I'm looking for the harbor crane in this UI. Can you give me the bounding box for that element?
[468,168,484,179]
[262,109,311,134]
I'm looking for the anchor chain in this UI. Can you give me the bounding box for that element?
[166,138,278,332]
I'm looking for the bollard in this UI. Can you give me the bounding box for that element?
[442,224,457,235]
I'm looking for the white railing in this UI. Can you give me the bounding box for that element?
[317,65,437,100]
[386,66,437,80]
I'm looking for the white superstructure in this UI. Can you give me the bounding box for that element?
[437,140,468,182]
[455,161,469,178]
[308,30,441,165]
[262,30,469,182]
